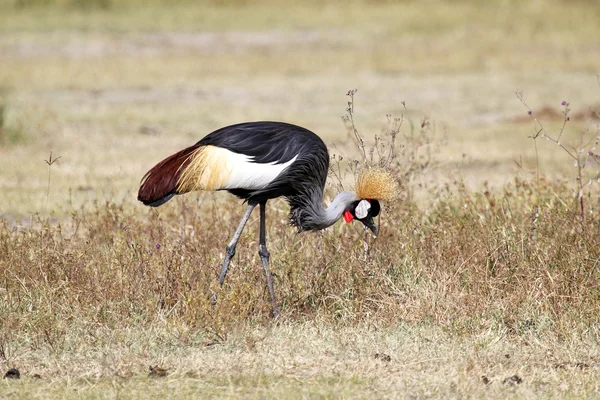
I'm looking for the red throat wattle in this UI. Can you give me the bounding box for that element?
[343,210,354,223]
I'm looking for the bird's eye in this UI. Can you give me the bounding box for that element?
[370,200,381,217]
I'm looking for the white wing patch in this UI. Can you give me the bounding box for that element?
[178,145,297,192]
[355,200,371,219]
[219,148,297,190]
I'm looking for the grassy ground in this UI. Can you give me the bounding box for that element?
[3,323,600,398]
[1,0,600,398]
[2,182,600,398]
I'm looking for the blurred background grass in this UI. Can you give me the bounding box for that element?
[1,0,599,217]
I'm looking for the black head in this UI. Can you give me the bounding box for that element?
[343,199,381,236]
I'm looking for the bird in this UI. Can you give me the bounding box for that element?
[137,121,397,317]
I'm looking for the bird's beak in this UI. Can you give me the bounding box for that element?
[360,216,379,237]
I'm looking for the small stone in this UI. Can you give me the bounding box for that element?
[374,353,391,362]
[575,362,589,370]
[3,368,20,379]
[149,365,168,377]
[502,375,522,385]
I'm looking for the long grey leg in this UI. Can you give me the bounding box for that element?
[212,203,256,306]
[259,202,279,318]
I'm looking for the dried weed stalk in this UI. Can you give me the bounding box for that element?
[516,91,600,219]
[334,89,438,200]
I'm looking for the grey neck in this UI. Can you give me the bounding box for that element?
[322,191,358,227]
[293,190,357,231]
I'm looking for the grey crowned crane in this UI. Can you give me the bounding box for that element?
[138,121,397,317]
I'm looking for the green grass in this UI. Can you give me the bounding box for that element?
[0,96,29,145]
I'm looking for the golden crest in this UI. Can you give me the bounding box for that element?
[355,167,399,201]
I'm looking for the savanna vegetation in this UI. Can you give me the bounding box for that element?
[1,0,600,397]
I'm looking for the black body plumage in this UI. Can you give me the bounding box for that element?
[196,122,330,229]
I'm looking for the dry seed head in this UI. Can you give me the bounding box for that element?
[355,167,399,201]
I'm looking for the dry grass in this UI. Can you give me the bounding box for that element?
[2,322,600,398]
[3,176,600,397]
[2,0,600,397]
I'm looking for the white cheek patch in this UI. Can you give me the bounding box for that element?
[355,200,371,219]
